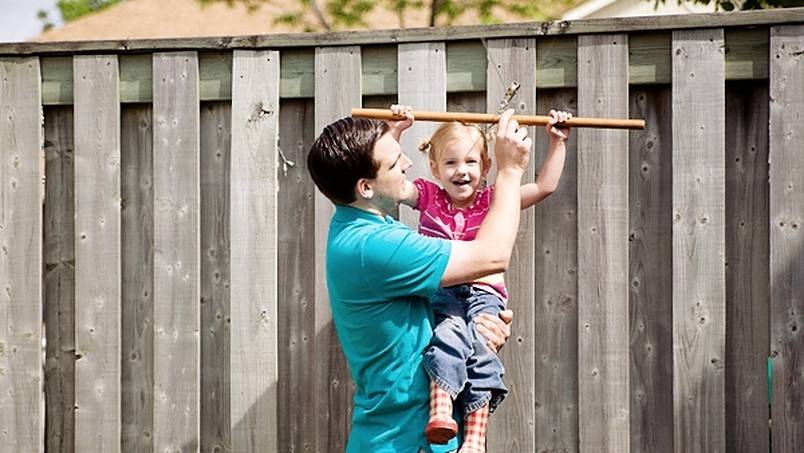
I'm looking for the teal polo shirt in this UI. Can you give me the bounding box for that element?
[327,205,456,453]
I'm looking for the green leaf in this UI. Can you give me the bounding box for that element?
[57,0,123,22]
[275,12,303,25]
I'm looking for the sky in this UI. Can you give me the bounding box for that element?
[0,0,62,43]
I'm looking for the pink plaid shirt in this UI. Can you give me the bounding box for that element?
[413,178,508,300]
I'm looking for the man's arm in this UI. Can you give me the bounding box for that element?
[441,109,531,287]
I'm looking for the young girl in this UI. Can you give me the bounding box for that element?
[396,107,572,452]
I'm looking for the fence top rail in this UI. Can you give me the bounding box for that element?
[1,7,803,56]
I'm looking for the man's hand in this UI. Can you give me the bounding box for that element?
[474,309,513,352]
[494,109,532,175]
[546,109,572,144]
[386,104,414,141]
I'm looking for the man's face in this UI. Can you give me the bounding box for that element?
[364,132,414,214]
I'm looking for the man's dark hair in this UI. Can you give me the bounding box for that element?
[307,117,389,205]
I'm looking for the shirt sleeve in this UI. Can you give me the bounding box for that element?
[413,178,434,212]
[480,183,494,210]
[360,224,451,300]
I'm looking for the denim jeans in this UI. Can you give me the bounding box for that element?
[422,284,508,414]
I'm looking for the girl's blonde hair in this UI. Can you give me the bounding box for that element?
[418,122,491,169]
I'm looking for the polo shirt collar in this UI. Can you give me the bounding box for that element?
[334,204,395,224]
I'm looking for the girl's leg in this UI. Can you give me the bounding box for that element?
[463,289,508,415]
[424,286,473,444]
[458,403,490,453]
[425,381,458,444]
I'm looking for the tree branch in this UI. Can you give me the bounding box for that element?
[429,0,439,26]
[308,0,332,30]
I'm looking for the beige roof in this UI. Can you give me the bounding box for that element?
[34,0,577,42]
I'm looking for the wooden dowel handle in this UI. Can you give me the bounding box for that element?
[352,108,645,130]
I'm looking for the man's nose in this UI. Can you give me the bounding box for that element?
[402,153,413,170]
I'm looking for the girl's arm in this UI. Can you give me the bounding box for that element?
[388,103,420,208]
[521,109,572,210]
[400,182,420,208]
[387,104,413,142]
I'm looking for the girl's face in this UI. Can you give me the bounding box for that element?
[430,133,489,209]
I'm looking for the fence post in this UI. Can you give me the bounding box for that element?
[671,28,727,453]
[73,54,122,453]
[152,51,201,452]
[0,55,44,453]
[770,24,804,453]
[229,49,280,452]
[577,33,631,452]
[628,85,674,452]
[120,103,155,452]
[313,45,362,451]
[485,37,538,452]
[398,42,446,229]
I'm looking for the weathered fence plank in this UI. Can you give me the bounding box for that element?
[537,37,577,90]
[447,92,486,114]
[0,56,43,453]
[277,98,316,453]
[577,34,630,453]
[628,33,670,86]
[770,24,804,453]
[120,104,155,453]
[628,86,673,453]
[672,28,726,453]
[446,41,486,93]
[229,49,280,452]
[73,54,122,453]
[199,101,231,453]
[152,51,201,452]
[725,81,770,453]
[313,45,361,451]
[534,88,579,453]
[362,95,398,110]
[485,37,537,452]
[120,55,153,104]
[397,42,446,228]
[363,46,397,96]
[44,106,76,453]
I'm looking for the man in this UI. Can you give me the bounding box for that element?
[307,109,530,452]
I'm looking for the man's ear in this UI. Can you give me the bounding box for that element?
[355,178,374,200]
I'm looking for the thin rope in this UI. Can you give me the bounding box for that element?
[277,145,296,177]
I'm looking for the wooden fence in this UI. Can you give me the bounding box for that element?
[1,8,803,452]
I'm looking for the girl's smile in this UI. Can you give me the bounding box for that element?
[430,134,490,209]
